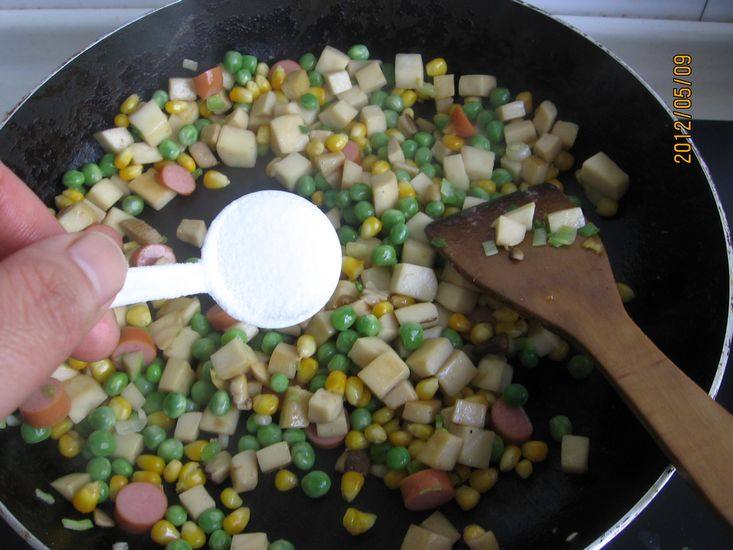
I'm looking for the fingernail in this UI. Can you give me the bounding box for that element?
[68,231,128,304]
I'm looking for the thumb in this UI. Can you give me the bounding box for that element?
[0,231,127,416]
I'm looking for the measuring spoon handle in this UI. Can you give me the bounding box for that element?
[110,262,208,308]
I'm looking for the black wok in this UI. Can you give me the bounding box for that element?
[0,0,729,548]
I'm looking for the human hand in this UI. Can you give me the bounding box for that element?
[0,161,127,417]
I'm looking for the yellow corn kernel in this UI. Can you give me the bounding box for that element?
[132,470,162,485]
[448,312,472,332]
[72,482,100,514]
[177,152,197,173]
[308,86,326,105]
[229,86,253,104]
[469,322,494,345]
[253,393,279,416]
[361,154,378,171]
[114,149,133,170]
[582,236,604,254]
[120,94,140,115]
[222,507,250,536]
[68,357,88,370]
[341,471,365,503]
[342,507,377,536]
[245,80,261,100]
[344,376,365,407]
[493,307,519,323]
[360,216,382,238]
[221,487,243,509]
[274,90,288,105]
[349,122,367,140]
[443,134,464,152]
[617,282,635,303]
[355,388,372,409]
[476,179,497,194]
[426,57,448,77]
[164,99,187,115]
[197,99,211,118]
[515,458,533,479]
[388,430,413,447]
[255,62,269,77]
[270,65,286,90]
[384,470,406,490]
[353,135,368,150]
[415,377,439,400]
[455,485,480,511]
[163,459,182,484]
[114,113,130,128]
[119,164,143,181]
[181,521,206,548]
[147,411,174,430]
[58,431,82,458]
[136,454,166,475]
[274,469,298,492]
[372,301,394,318]
[464,524,487,543]
[516,91,533,114]
[126,303,152,327]
[296,357,319,385]
[390,295,416,309]
[401,90,418,108]
[407,439,425,459]
[185,441,208,462]
[364,423,387,444]
[88,359,114,384]
[407,423,434,441]
[178,461,201,481]
[522,441,549,463]
[385,128,405,142]
[255,74,271,93]
[311,190,324,206]
[371,160,390,175]
[50,417,73,440]
[397,183,416,200]
[382,418,400,435]
[203,170,231,189]
[108,396,132,421]
[546,165,560,181]
[342,256,364,281]
[499,445,522,472]
[306,139,325,157]
[325,371,347,396]
[555,150,574,171]
[176,468,206,492]
[296,334,317,359]
[54,195,73,210]
[109,475,128,500]
[154,160,173,172]
[545,177,563,191]
[469,468,498,493]
[345,430,368,451]
[372,407,394,425]
[325,133,349,153]
[256,125,271,146]
[151,519,180,545]
[392,88,406,96]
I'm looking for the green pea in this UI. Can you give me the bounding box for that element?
[413,131,434,148]
[194,118,212,133]
[190,337,215,361]
[185,398,197,412]
[209,390,231,416]
[352,200,374,222]
[347,44,370,60]
[491,435,505,462]
[299,52,316,71]
[308,70,324,87]
[257,424,283,447]
[234,68,252,87]
[468,186,491,199]
[549,415,573,442]
[349,183,371,202]
[397,196,419,220]
[88,406,116,431]
[420,163,437,177]
[121,194,144,216]
[370,132,389,149]
[86,456,112,481]
[238,434,260,451]
[330,306,357,331]
[395,169,411,182]
[414,146,432,166]
[486,120,505,143]
[370,90,388,107]
[240,54,257,74]
[189,312,211,336]
[384,94,404,112]
[19,423,50,444]
[198,507,224,534]
[81,163,102,186]
[308,373,328,392]
[283,428,306,445]
[442,328,463,348]
[342,207,359,226]
[327,354,349,373]
[208,529,232,550]
[261,332,284,355]
[323,189,338,208]
[350,408,372,432]
[269,540,295,550]
[490,168,512,186]
[381,211,405,232]
[96,480,109,503]
[86,430,116,457]
[334,190,351,209]
[190,381,216,407]
[223,50,244,74]
[316,341,338,365]
[142,425,167,450]
[163,392,187,419]
[384,109,398,128]
[369,441,392,464]
[246,416,258,433]
[269,373,289,393]
[178,124,198,146]
[291,441,315,470]
[470,135,492,150]
[143,361,162,385]
[503,383,529,407]
[440,179,465,208]
[295,92,317,113]
[166,540,192,550]
[221,328,247,346]
[434,113,450,131]
[425,200,445,219]
[294,175,316,198]
[399,322,424,351]
[567,355,595,379]
[372,244,397,267]
[111,458,133,477]
[99,155,116,177]
[301,470,331,498]
[336,225,357,246]
[477,109,496,128]
[165,504,188,527]
[158,139,181,160]
[401,139,418,159]
[157,438,184,462]
[386,446,411,470]
[489,87,511,107]
[463,100,483,121]
[336,330,359,354]
[201,441,221,463]
[152,89,169,108]
[519,348,539,369]
[377,145,388,161]
[104,372,129,396]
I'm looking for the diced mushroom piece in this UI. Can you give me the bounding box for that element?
[51,473,92,502]
[112,432,144,463]
[318,100,358,130]
[85,178,124,211]
[179,485,216,521]
[401,524,454,550]
[494,215,527,247]
[347,337,395,368]
[390,263,439,302]
[461,146,495,181]
[355,61,387,93]
[211,338,257,381]
[119,218,164,245]
[308,388,344,423]
[358,351,410,399]
[394,303,439,328]
[377,312,399,342]
[164,327,201,362]
[473,355,513,393]
[174,412,203,443]
[436,282,478,314]
[279,386,312,429]
[158,357,195,394]
[520,155,549,185]
[268,343,299,379]
[403,399,441,424]
[458,74,496,97]
[315,45,350,73]
[360,105,387,136]
[205,451,232,484]
[199,407,240,435]
[231,533,269,550]
[405,212,432,244]
[256,441,292,473]
[305,311,336,345]
[417,429,463,471]
[128,101,172,147]
[547,207,585,233]
[451,399,488,427]
[176,219,207,248]
[504,119,537,145]
[533,100,558,135]
[443,155,470,191]
[371,170,399,215]
[401,238,435,268]
[561,435,590,474]
[496,100,526,122]
[436,350,477,396]
[433,74,455,99]
[63,375,107,423]
[449,425,494,469]
[551,120,579,149]
[382,379,418,409]
[395,53,423,89]
[57,200,105,232]
[217,126,257,167]
[94,127,134,154]
[579,152,629,201]
[316,408,349,437]
[129,169,176,211]
[230,450,259,493]
[406,337,454,378]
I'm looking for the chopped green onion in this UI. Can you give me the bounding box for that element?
[299,125,310,134]
[354,279,364,293]
[579,222,599,237]
[532,218,546,230]
[532,228,547,247]
[482,239,499,256]
[35,488,55,505]
[435,414,444,430]
[548,226,577,248]
[430,237,447,248]
[62,518,94,531]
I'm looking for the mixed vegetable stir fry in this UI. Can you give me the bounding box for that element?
[16,43,632,550]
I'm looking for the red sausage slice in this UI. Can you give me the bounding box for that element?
[400,469,455,511]
[114,482,167,534]
[490,398,533,444]
[112,327,157,365]
[342,141,361,164]
[450,105,477,137]
[193,66,223,99]
[85,224,123,248]
[206,304,238,331]
[130,244,176,267]
[269,59,300,78]
[156,164,196,196]
[306,423,347,450]
[19,378,71,428]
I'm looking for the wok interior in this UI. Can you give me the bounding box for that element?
[0,0,728,547]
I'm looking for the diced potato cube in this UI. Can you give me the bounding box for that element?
[157,297,201,325]
[256,441,292,473]
[403,399,441,424]
[94,127,134,153]
[443,154,470,191]
[433,74,455,99]
[315,152,345,176]
[405,212,432,244]
[128,101,172,147]
[395,53,423,89]
[327,280,359,309]
[360,105,387,135]
[561,435,590,474]
[308,388,343,423]
[361,266,391,292]
[390,263,439,302]
[273,101,301,118]
[371,170,399,215]
[417,429,463,471]
[496,100,526,122]
[382,379,418,409]
[467,531,500,550]
[355,61,387,93]
[148,311,184,350]
[250,91,277,121]
[337,86,368,110]
[436,350,477,396]
[347,337,395,368]
[461,146,495,181]
[108,175,130,197]
[377,311,399,342]
[268,342,299,379]
[272,152,312,191]
[112,432,143,463]
[504,119,537,145]
[319,100,358,130]
[174,411,203,443]
[205,451,232,484]
[57,200,104,232]
[534,100,558,135]
[473,355,513,393]
[305,310,336,345]
[409,172,432,199]
[551,120,579,149]
[463,196,487,210]
[401,238,435,268]
[503,202,535,230]
[521,155,549,185]
[494,214,526,247]
[341,159,363,189]
[500,156,522,180]
[200,123,221,148]
[449,425,494,468]
[316,409,349,437]
[120,383,145,410]
[179,485,216,520]
[128,142,163,164]
[533,133,562,164]
[525,322,562,357]
[169,77,197,101]
[358,351,409,399]
[279,386,312,429]
[401,524,453,550]
[128,169,176,211]
[436,282,478,314]
[200,407,240,435]
[224,108,249,129]
[231,450,258,493]
[451,399,487,427]
[441,263,477,291]
[324,70,352,95]
[580,152,629,201]
[164,326,200,362]
[217,125,256,167]
[458,75,496,97]
[420,511,460,544]
[51,473,92,502]
[345,237,379,265]
[159,357,195,394]
[547,206,585,233]
[406,337,454,378]
[270,114,308,156]
[394,302,439,328]
[388,138,406,165]
[176,218,207,248]
[63,375,107,423]
[168,101,200,134]
[120,351,144,381]
[315,45,350,73]
[282,69,310,99]
[210,338,254,380]
[231,533,269,550]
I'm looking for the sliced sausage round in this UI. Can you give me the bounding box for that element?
[19,378,70,428]
[114,482,167,534]
[156,164,196,196]
[400,469,455,511]
[112,326,157,366]
[306,423,347,450]
[193,66,223,99]
[269,59,301,78]
[130,244,176,267]
[84,224,123,248]
[490,398,533,444]
[205,304,239,331]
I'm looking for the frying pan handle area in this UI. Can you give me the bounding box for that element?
[110,262,208,308]
[585,315,733,526]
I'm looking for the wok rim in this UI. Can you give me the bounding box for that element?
[0,1,730,548]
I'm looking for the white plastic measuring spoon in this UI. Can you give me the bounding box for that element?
[111,190,342,328]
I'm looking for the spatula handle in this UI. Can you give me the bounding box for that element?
[110,262,208,308]
[588,314,733,525]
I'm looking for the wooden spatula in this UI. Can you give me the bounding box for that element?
[425,183,733,525]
